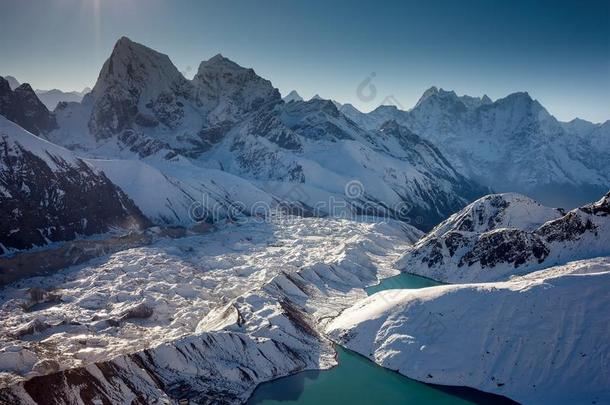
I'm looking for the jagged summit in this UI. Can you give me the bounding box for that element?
[415,86,494,111]
[491,91,552,121]
[86,37,192,139]
[418,85,439,101]
[198,53,243,71]
[193,51,281,125]
[283,90,303,103]
[373,104,399,113]
[3,75,20,90]
[93,36,187,96]
[14,83,34,93]
[0,77,56,135]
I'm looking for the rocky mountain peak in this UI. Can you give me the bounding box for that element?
[414,86,466,113]
[431,192,563,236]
[92,36,189,99]
[87,37,193,138]
[0,78,56,135]
[417,86,439,102]
[193,53,280,124]
[14,83,35,94]
[283,90,303,103]
[373,105,400,114]
[490,91,555,126]
[198,53,243,71]
[481,94,493,104]
[2,75,20,90]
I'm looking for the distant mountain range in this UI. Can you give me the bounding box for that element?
[3,74,90,111]
[340,87,609,207]
[0,36,608,252]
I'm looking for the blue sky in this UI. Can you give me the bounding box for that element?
[0,0,608,122]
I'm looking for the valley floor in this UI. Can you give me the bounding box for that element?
[0,216,419,403]
[0,216,607,404]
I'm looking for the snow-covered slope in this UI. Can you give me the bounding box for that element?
[327,257,610,405]
[398,191,610,282]
[340,88,610,207]
[90,156,275,225]
[201,100,487,230]
[427,193,563,236]
[563,118,610,156]
[0,116,149,255]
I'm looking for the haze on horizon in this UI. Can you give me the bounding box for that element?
[0,0,608,122]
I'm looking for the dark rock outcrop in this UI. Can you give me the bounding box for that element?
[0,117,149,255]
[0,77,57,135]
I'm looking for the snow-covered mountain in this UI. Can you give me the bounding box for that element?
[40,37,487,230]
[192,53,281,127]
[282,90,304,103]
[200,99,487,229]
[328,257,610,405]
[0,116,149,255]
[398,191,610,282]
[34,87,90,111]
[0,77,56,136]
[2,75,91,111]
[340,88,609,207]
[562,118,610,155]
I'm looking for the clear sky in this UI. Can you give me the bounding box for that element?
[0,0,608,122]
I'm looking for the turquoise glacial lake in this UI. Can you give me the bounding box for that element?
[247,273,515,405]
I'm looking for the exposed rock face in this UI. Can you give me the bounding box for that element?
[87,36,195,140]
[193,53,281,126]
[0,116,149,255]
[399,192,610,282]
[0,77,57,135]
[52,38,282,160]
[3,76,20,90]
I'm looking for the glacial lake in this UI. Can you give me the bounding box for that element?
[247,273,515,405]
